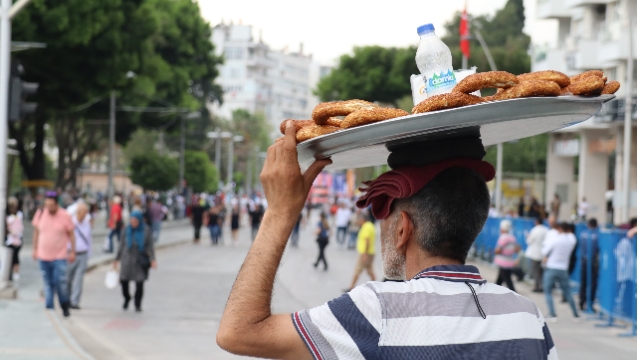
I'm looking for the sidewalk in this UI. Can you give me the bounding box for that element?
[0,220,193,360]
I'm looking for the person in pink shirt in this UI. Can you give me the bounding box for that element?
[32,191,76,317]
[493,219,520,292]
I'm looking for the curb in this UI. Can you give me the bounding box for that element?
[46,310,97,360]
[85,237,192,273]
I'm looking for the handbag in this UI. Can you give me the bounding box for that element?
[105,270,119,289]
[138,250,151,270]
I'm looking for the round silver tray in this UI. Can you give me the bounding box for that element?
[297,95,614,171]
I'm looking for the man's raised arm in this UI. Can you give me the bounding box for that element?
[216,121,330,359]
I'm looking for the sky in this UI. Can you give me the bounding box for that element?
[197,0,558,65]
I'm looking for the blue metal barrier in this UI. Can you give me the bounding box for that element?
[475,218,637,335]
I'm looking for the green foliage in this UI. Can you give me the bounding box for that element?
[484,134,548,174]
[123,129,159,162]
[315,46,416,105]
[10,0,223,185]
[441,0,531,76]
[315,0,530,104]
[129,153,179,191]
[184,151,218,193]
[229,109,272,151]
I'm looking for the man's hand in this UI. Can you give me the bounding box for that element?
[32,251,38,260]
[112,261,118,270]
[151,260,157,269]
[260,120,331,220]
[68,251,76,264]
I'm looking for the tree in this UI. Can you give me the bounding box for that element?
[184,151,218,193]
[10,0,223,188]
[315,46,416,105]
[130,153,179,191]
[441,0,531,78]
[484,134,548,175]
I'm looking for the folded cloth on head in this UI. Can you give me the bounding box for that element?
[356,158,496,220]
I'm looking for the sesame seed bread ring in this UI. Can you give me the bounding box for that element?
[565,76,605,95]
[602,80,621,95]
[312,100,378,124]
[412,92,484,114]
[452,71,518,94]
[340,108,409,129]
[487,80,562,101]
[570,70,604,83]
[325,117,343,127]
[516,70,570,88]
[295,124,339,143]
[279,119,314,135]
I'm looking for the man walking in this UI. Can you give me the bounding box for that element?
[578,218,599,311]
[215,123,556,359]
[32,191,76,317]
[542,222,580,322]
[68,202,92,309]
[526,217,548,292]
[106,195,123,253]
[346,211,376,290]
[147,197,164,243]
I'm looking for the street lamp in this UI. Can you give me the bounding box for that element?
[206,130,232,190]
[226,135,244,193]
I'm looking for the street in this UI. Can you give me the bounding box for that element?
[53,213,635,360]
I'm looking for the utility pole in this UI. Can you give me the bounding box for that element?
[107,91,115,209]
[214,127,221,177]
[621,0,635,222]
[179,115,185,194]
[0,0,12,292]
[474,26,502,213]
[0,0,33,295]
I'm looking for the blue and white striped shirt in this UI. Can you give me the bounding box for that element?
[292,265,556,360]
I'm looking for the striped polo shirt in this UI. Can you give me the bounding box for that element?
[292,264,557,360]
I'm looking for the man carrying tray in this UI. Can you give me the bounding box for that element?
[217,121,556,359]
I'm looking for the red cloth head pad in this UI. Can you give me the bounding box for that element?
[356,158,495,220]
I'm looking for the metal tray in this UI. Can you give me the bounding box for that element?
[297,95,614,171]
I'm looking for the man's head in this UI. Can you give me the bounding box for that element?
[548,214,557,229]
[379,167,490,280]
[500,219,512,234]
[535,217,543,226]
[44,191,59,214]
[588,218,598,229]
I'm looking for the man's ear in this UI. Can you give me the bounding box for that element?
[396,211,414,250]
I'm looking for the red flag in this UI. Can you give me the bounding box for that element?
[459,4,470,58]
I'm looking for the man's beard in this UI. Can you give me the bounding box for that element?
[381,222,406,280]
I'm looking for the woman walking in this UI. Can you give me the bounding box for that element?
[313,212,331,271]
[190,196,207,244]
[5,197,23,281]
[207,205,222,245]
[494,219,520,292]
[230,205,240,245]
[113,211,156,312]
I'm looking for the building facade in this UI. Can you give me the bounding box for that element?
[210,22,325,138]
[533,0,637,224]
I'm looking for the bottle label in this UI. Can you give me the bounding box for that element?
[425,69,457,93]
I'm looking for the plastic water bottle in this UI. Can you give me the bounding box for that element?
[415,24,457,96]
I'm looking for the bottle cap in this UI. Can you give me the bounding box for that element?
[417,24,435,35]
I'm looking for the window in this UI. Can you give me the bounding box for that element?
[224,47,243,60]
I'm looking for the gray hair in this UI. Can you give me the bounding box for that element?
[392,167,490,263]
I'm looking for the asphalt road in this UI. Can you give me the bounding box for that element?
[61,213,636,360]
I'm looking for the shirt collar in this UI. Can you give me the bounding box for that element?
[412,264,486,284]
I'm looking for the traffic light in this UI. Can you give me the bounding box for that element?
[9,63,38,121]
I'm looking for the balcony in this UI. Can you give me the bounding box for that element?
[566,39,601,70]
[532,48,571,74]
[537,0,573,19]
[565,0,616,7]
[598,31,637,64]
